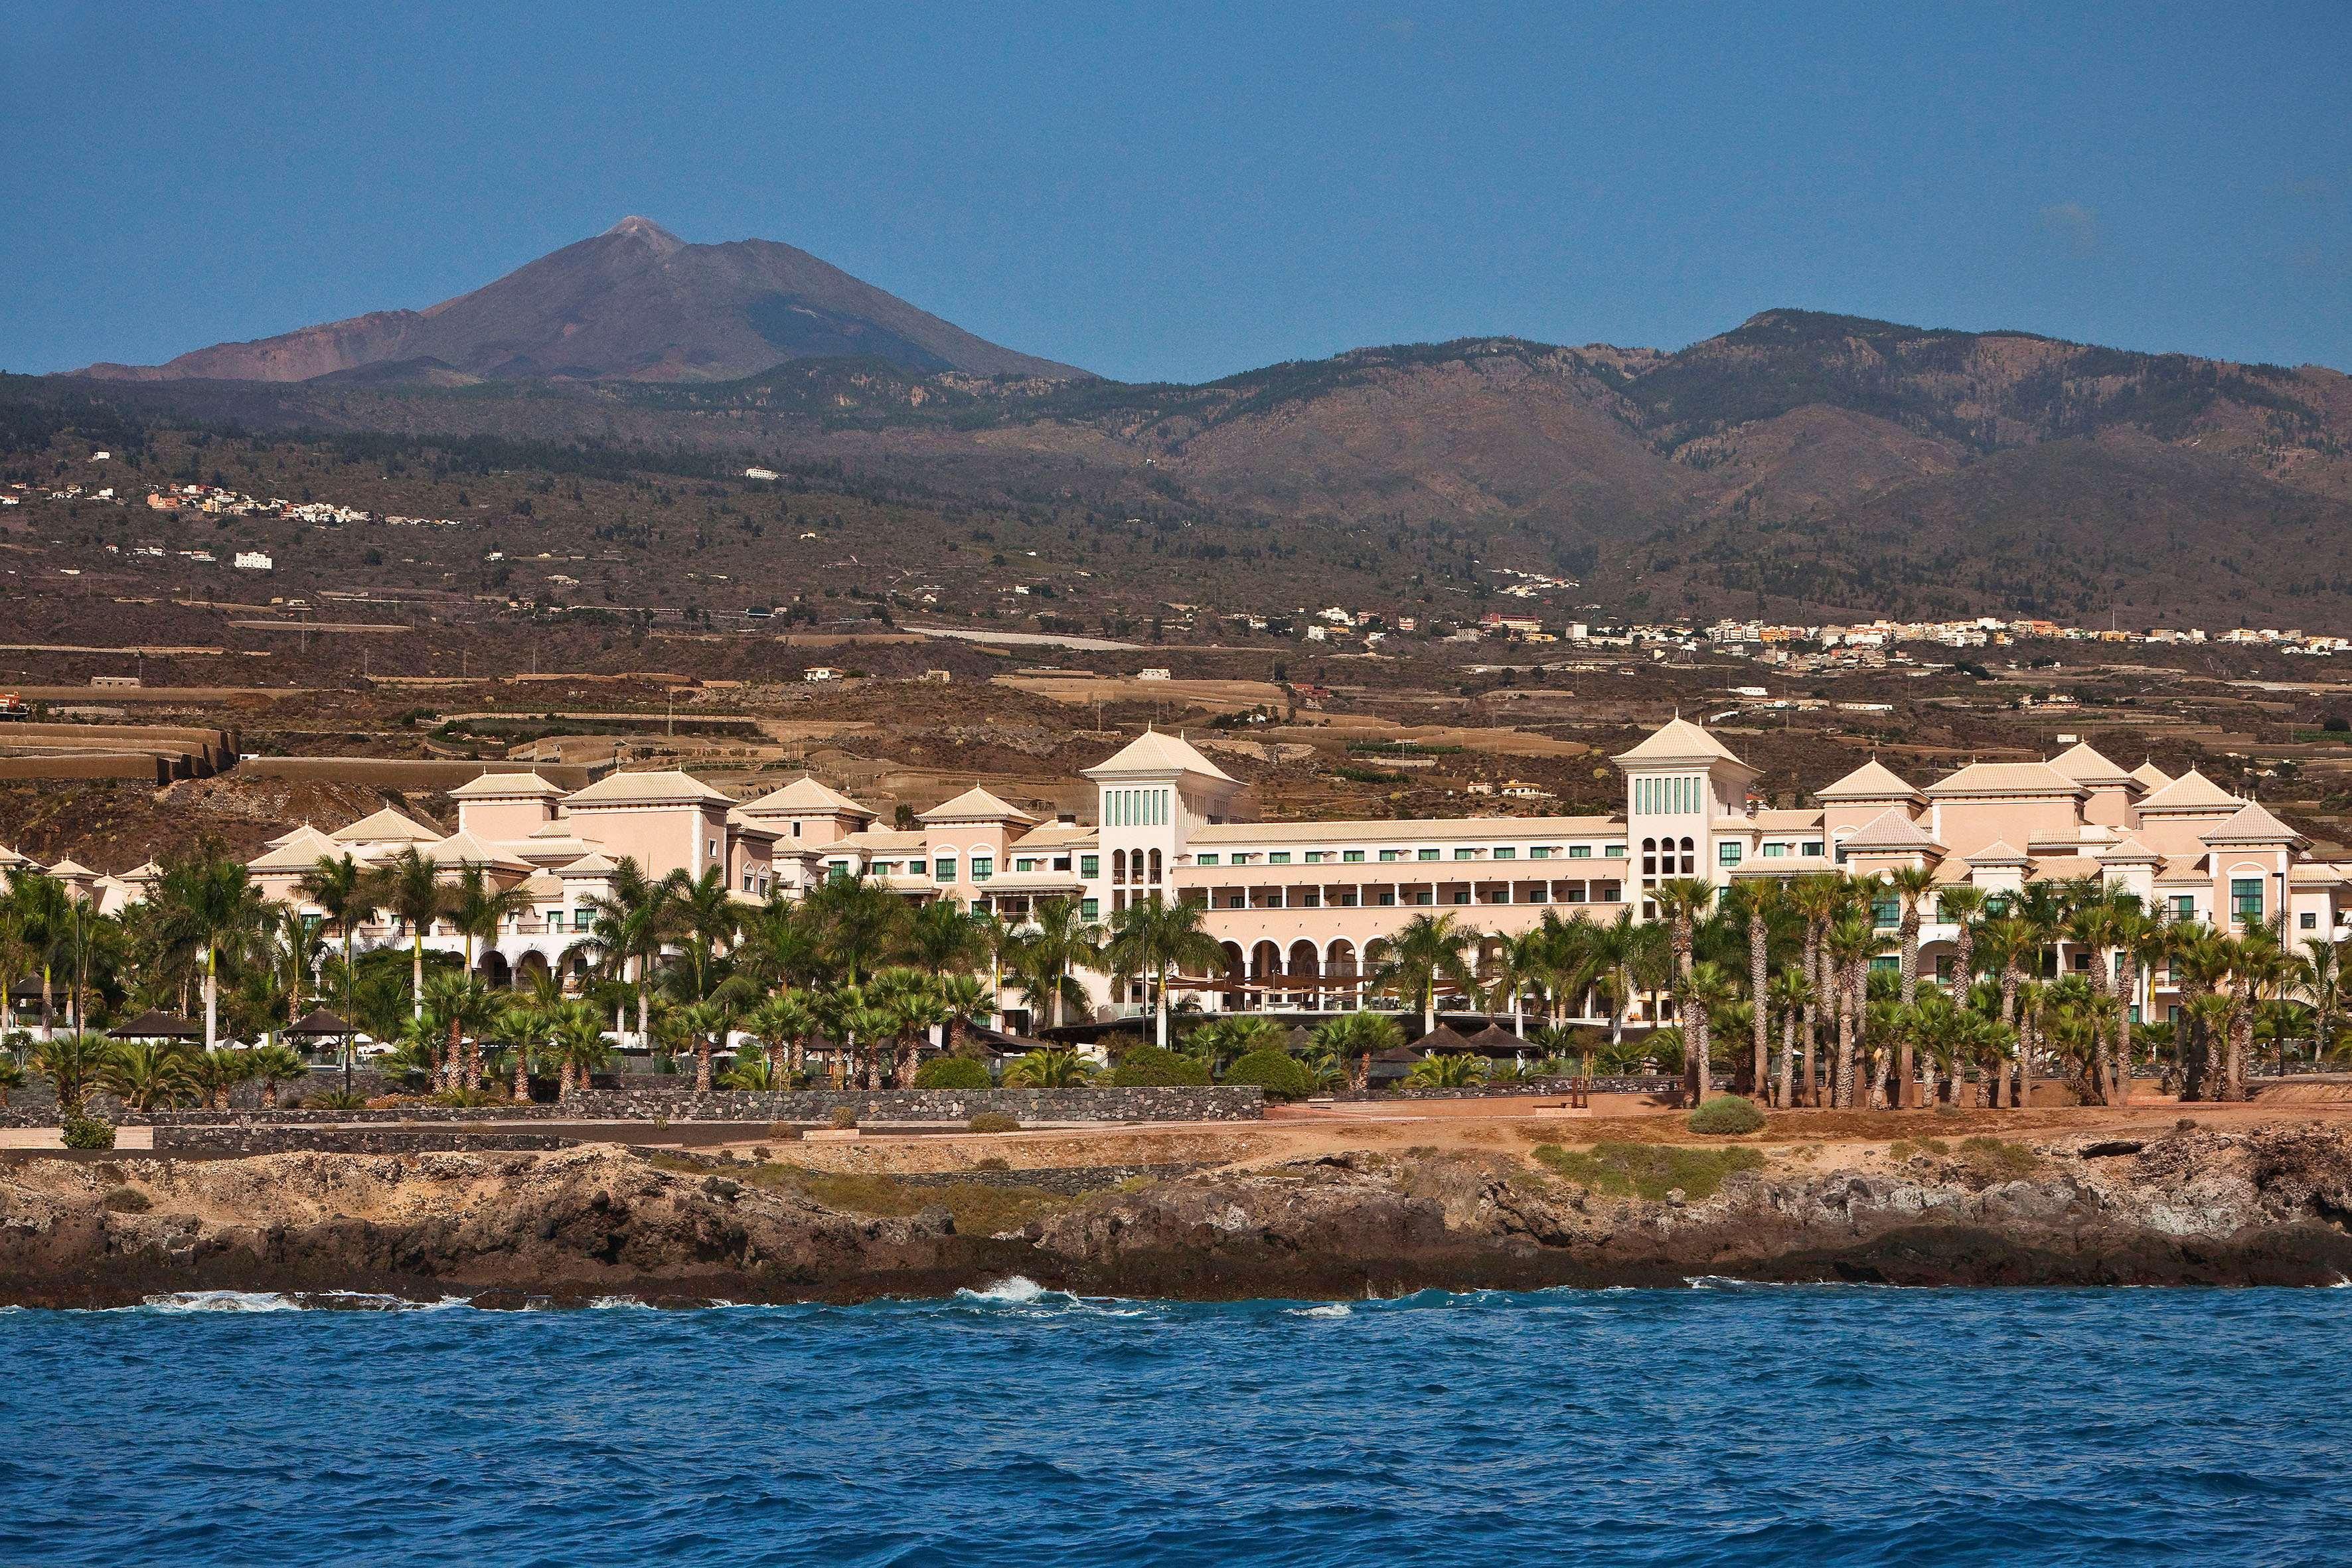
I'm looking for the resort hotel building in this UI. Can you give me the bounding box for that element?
[6,720,2347,1037]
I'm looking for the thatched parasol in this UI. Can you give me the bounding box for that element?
[108,1008,203,1041]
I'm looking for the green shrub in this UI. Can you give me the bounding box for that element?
[1107,1044,1211,1087]
[1223,1048,1312,1102]
[61,1115,117,1150]
[968,1112,1020,1133]
[101,1186,151,1213]
[309,1089,368,1111]
[1687,1094,1766,1135]
[914,1058,992,1089]
[829,1106,860,1130]
[1532,1141,1764,1202]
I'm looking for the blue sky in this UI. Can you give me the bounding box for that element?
[3,2,2347,382]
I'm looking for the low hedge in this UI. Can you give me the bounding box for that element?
[1687,1094,1766,1135]
[1106,1044,1212,1087]
[61,1114,117,1150]
[967,1112,1020,1134]
[914,1058,992,1090]
[1223,1048,1312,1102]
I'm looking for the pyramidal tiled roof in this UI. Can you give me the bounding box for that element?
[333,807,443,843]
[2138,769,2240,812]
[1924,761,2083,798]
[1815,758,1922,802]
[1083,728,1237,782]
[248,826,348,872]
[1964,838,2031,866]
[558,852,619,876]
[44,858,95,878]
[2202,801,2304,845]
[739,775,876,818]
[0,844,31,867]
[2094,835,2164,864]
[1614,717,1745,767]
[566,769,732,806]
[2130,761,2174,791]
[422,830,531,871]
[447,771,562,799]
[2047,741,2135,787]
[1840,806,1942,852]
[918,786,1036,824]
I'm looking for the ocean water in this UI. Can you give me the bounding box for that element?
[1,1283,2343,1566]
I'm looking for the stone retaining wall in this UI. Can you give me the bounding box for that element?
[151,1127,576,1156]
[122,1085,1263,1129]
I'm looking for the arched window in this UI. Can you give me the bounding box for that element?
[1679,836,1696,875]
[1148,848,1162,884]
[1641,837,1657,878]
[1113,848,1127,882]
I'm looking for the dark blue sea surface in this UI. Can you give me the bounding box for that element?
[1,1281,2343,1565]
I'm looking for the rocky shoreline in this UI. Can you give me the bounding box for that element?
[7,1123,2352,1308]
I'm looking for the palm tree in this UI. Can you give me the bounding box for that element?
[150,855,266,1054]
[2303,937,2347,1071]
[1366,911,1477,1038]
[447,864,532,990]
[675,996,735,1093]
[1184,1014,1288,1075]
[1312,1009,1403,1090]
[1405,1052,1485,1089]
[36,1032,114,1113]
[2063,896,2126,1104]
[548,999,614,1101]
[1974,914,2033,1107]
[804,870,905,989]
[1012,896,1102,1032]
[6,869,72,1042]
[1788,874,1848,1108]
[1766,967,1812,1110]
[246,1043,309,1108]
[1881,864,1938,1105]
[1105,896,1227,1047]
[1826,914,1878,1109]
[422,972,501,1093]
[1583,908,1643,1049]
[1718,879,1779,1097]
[299,852,370,1092]
[743,990,818,1085]
[905,898,984,977]
[0,1057,23,1108]
[50,896,120,1037]
[1678,960,1740,1097]
[99,1040,195,1111]
[580,857,676,1049]
[936,973,992,1056]
[1485,929,1549,1038]
[188,1044,254,1112]
[669,866,740,1000]
[367,846,448,1024]
[1004,1047,1090,1087]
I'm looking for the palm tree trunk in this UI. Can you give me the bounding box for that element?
[1777,1009,1796,1110]
[202,947,218,1053]
[1802,930,1823,1107]
[1835,962,1858,1109]
[1749,923,1769,1097]
[2019,1004,2038,1111]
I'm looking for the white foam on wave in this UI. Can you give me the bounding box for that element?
[1289,1302,1353,1319]
[956,1276,1053,1305]
[133,1290,466,1313]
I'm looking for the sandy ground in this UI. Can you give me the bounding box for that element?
[700,1091,2352,1181]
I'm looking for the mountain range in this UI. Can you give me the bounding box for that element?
[37,221,2352,625]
